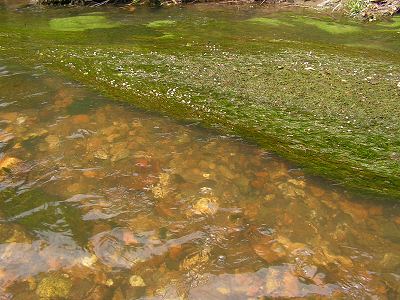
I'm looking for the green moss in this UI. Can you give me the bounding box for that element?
[377,16,400,28]
[158,33,175,39]
[246,17,291,27]
[246,15,361,34]
[49,14,120,32]
[293,16,361,34]
[31,45,399,200]
[146,19,176,28]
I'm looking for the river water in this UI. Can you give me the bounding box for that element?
[0,4,400,300]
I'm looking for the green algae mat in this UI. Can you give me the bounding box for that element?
[49,14,120,32]
[0,6,399,200]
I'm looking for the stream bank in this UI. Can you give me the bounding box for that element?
[2,0,400,20]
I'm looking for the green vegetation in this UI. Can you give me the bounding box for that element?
[377,15,400,28]
[32,45,399,199]
[247,16,361,34]
[345,0,368,16]
[246,17,291,27]
[49,14,120,31]
[291,16,361,34]
[146,19,176,28]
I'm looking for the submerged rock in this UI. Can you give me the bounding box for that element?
[94,148,109,160]
[49,14,120,32]
[36,274,72,298]
[252,239,287,264]
[180,249,210,271]
[0,131,15,144]
[190,196,219,216]
[380,253,400,270]
[45,135,60,149]
[278,181,306,199]
[110,142,130,162]
[80,255,98,268]
[0,156,21,170]
[129,275,146,287]
[152,172,171,199]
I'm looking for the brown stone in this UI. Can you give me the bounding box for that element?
[83,170,98,178]
[121,230,138,246]
[309,185,326,197]
[339,200,369,221]
[71,114,90,124]
[168,244,182,260]
[251,179,264,189]
[252,239,286,263]
[255,171,269,178]
[368,206,383,216]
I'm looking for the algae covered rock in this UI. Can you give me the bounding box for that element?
[292,16,361,34]
[36,274,72,298]
[0,156,22,174]
[49,14,120,32]
[246,17,291,27]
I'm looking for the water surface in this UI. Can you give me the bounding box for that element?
[0,60,399,299]
[1,4,400,299]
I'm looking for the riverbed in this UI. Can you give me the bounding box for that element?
[0,4,400,299]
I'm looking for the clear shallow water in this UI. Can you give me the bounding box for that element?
[0,60,400,299]
[0,4,400,299]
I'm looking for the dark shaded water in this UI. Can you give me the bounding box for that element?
[0,60,399,299]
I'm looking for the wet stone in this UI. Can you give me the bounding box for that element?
[190,196,219,216]
[129,275,146,287]
[36,274,72,299]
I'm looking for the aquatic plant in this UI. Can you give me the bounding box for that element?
[146,19,176,28]
[377,16,400,28]
[292,16,361,34]
[246,17,291,27]
[49,14,120,32]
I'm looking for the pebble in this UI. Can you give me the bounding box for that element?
[129,275,146,287]
[191,196,219,216]
[45,135,60,149]
[0,156,21,170]
[105,279,114,287]
[94,149,109,160]
[81,255,98,268]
